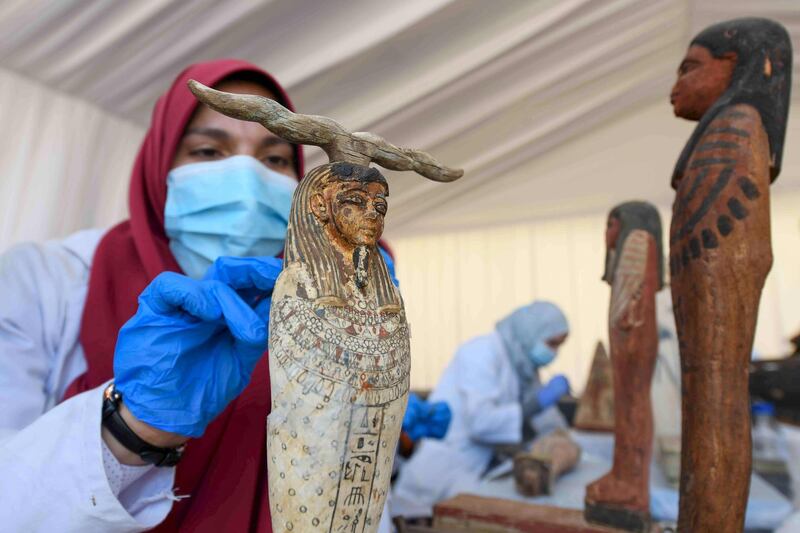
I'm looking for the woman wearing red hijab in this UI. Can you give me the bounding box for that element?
[0,60,309,531]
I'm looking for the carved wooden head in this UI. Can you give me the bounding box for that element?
[671,45,736,121]
[673,18,792,181]
[603,201,664,288]
[285,162,399,309]
[309,163,388,250]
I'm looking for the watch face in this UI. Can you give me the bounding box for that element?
[103,383,121,403]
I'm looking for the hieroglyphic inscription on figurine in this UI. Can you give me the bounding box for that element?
[269,264,408,533]
[585,202,663,533]
[189,82,463,533]
[666,18,791,533]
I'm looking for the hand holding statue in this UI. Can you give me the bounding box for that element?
[109,257,282,462]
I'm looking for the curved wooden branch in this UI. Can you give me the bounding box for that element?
[188,80,342,146]
[188,80,463,182]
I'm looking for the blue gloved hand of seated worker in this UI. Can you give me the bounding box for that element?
[114,256,282,438]
[536,374,571,410]
[402,393,453,442]
[378,246,399,288]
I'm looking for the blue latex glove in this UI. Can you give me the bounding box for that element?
[536,374,571,410]
[402,393,453,442]
[378,246,399,288]
[114,258,280,438]
[424,401,452,440]
[203,255,283,321]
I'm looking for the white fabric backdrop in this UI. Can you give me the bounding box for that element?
[394,189,800,391]
[0,0,797,236]
[0,64,798,392]
[0,66,142,250]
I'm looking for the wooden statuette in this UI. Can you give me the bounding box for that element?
[513,429,581,497]
[573,341,614,432]
[667,18,791,532]
[584,201,664,532]
[189,81,463,533]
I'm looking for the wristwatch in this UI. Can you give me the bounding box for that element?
[101,383,184,467]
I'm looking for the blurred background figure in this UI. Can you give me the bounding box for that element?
[391,300,570,519]
[399,393,452,455]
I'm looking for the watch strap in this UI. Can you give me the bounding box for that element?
[102,386,184,467]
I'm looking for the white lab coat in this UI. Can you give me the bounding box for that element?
[0,230,393,533]
[0,229,177,531]
[391,332,548,518]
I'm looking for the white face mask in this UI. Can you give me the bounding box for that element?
[164,155,297,279]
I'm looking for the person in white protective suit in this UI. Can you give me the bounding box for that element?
[0,59,401,533]
[391,300,571,519]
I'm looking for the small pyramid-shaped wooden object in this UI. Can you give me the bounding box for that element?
[574,341,614,432]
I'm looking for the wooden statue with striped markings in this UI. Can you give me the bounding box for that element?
[668,18,791,533]
[584,201,663,533]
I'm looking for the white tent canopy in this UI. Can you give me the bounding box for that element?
[1,0,798,237]
[0,0,799,389]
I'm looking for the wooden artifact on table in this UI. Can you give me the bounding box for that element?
[434,495,661,533]
[513,429,581,497]
[666,18,792,532]
[189,81,463,533]
[584,201,664,533]
[573,342,614,432]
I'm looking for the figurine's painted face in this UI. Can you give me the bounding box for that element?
[605,215,621,251]
[314,180,388,248]
[603,214,622,284]
[671,45,736,121]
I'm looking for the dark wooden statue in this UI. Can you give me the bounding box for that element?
[667,18,792,532]
[188,81,462,533]
[584,201,663,532]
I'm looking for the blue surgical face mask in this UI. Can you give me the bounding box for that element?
[528,340,556,367]
[164,155,297,279]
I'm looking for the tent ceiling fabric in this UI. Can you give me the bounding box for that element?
[0,0,798,235]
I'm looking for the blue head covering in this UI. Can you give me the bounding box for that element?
[495,301,569,383]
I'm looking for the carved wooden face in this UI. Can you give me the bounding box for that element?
[605,215,621,251]
[671,45,736,121]
[312,180,388,248]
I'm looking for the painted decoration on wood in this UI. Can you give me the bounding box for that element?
[513,429,581,497]
[667,18,791,533]
[573,342,614,432]
[188,81,463,533]
[584,201,663,533]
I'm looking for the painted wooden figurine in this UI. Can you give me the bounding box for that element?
[585,201,663,532]
[513,429,581,497]
[188,81,463,533]
[667,18,791,532]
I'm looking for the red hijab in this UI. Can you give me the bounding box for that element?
[65,59,304,532]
